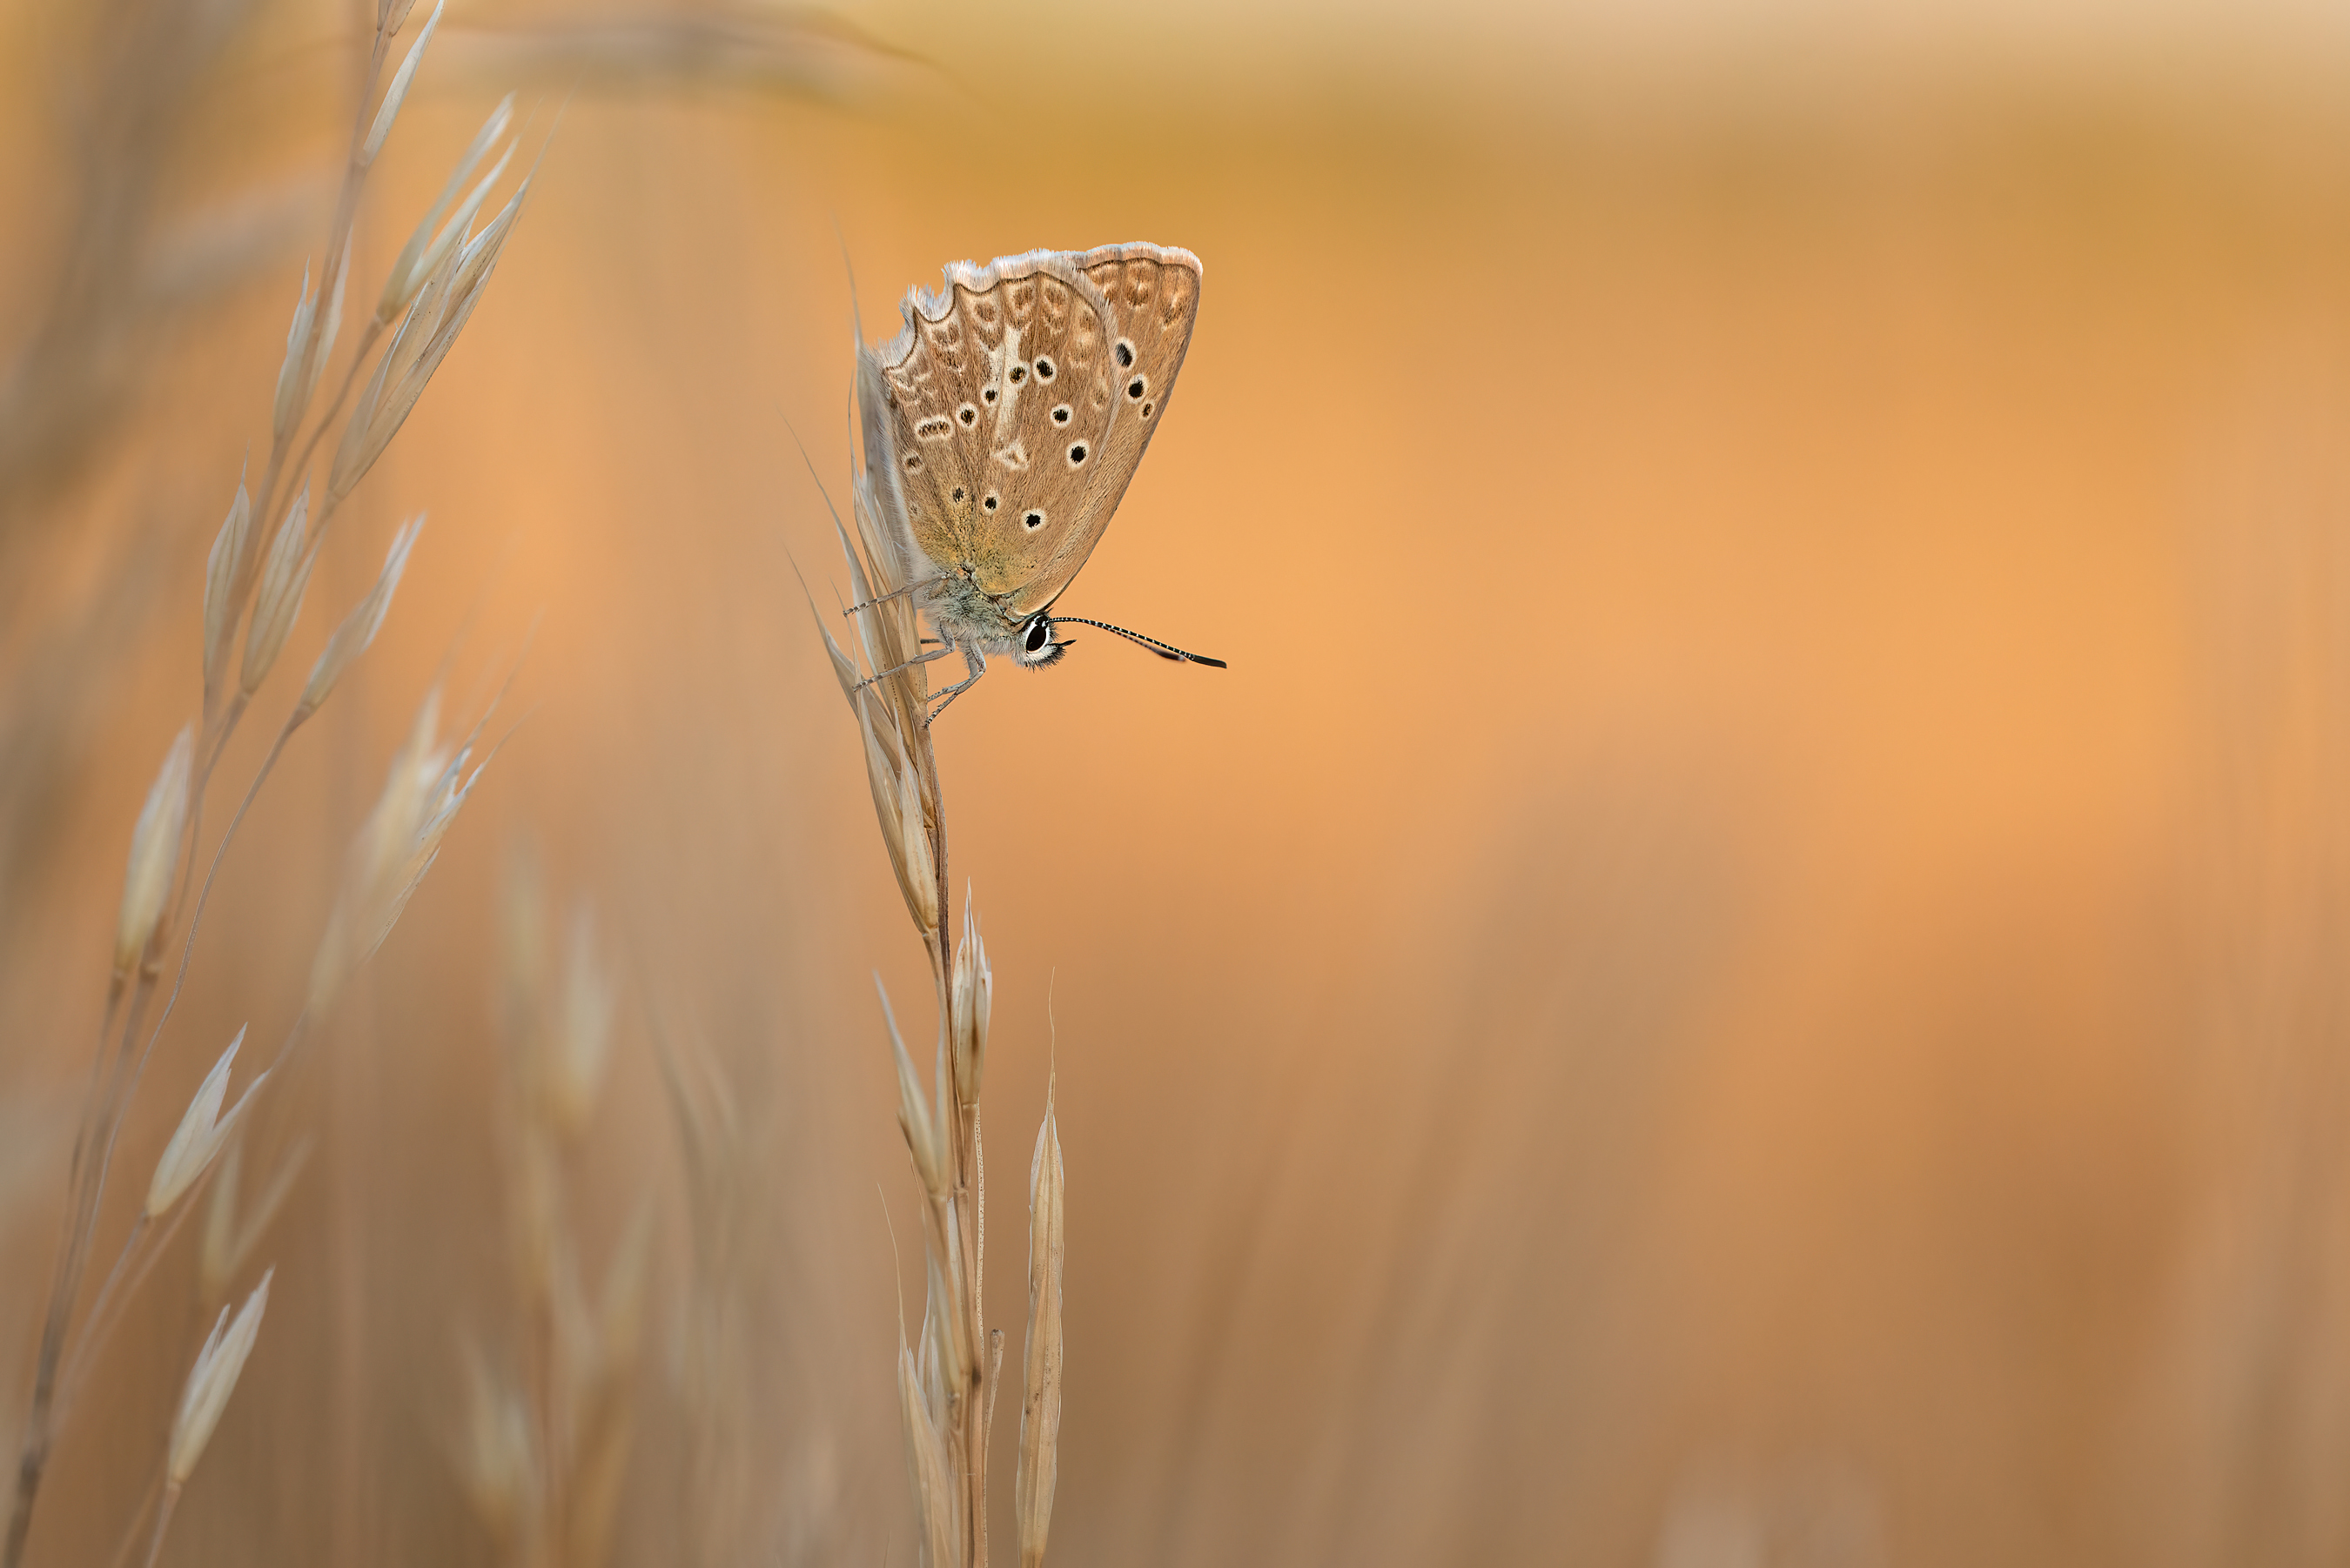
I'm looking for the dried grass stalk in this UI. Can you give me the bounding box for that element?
[814,321,1075,1568]
[3,2,529,1551]
[455,872,648,1568]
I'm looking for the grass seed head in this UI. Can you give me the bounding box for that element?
[308,234,351,404]
[201,476,253,697]
[116,725,194,975]
[379,94,514,323]
[269,262,318,447]
[1017,1088,1066,1568]
[876,977,946,1196]
[296,513,423,723]
[457,1337,539,1543]
[200,1136,307,1308]
[548,902,615,1139]
[361,0,442,165]
[896,754,939,936]
[168,1268,272,1485]
[309,688,487,1012]
[927,1210,972,1393]
[334,186,521,501]
[896,1343,956,1568]
[240,483,313,696]
[380,135,516,326]
[951,886,990,1106]
[146,1026,266,1217]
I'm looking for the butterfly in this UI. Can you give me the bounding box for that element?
[855,242,1224,720]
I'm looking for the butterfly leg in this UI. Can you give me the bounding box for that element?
[923,645,988,725]
[840,576,944,617]
[852,646,952,694]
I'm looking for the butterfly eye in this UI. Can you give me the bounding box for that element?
[1034,357,1056,380]
[1024,619,1051,653]
[1010,365,1028,385]
[983,386,999,405]
[957,404,978,426]
[984,493,999,512]
[1115,338,1135,369]
[1067,443,1087,467]
[1126,375,1148,401]
[951,486,966,502]
[1023,509,1045,531]
[1051,405,1072,426]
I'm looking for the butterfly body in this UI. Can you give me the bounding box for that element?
[856,242,1209,709]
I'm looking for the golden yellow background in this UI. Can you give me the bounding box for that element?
[8,0,2350,1562]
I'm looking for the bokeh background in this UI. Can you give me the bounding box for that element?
[9,0,2350,1563]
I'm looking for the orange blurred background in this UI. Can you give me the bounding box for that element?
[8,0,2350,1563]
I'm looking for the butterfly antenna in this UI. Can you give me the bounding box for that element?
[1049,617,1226,668]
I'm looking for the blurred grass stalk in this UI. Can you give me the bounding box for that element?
[811,352,1064,1567]
[3,0,524,1558]
[452,865,648,1568]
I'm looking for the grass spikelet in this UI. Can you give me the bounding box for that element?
[307,687,489,1014]
[549,904,616,1140]
[897,1343,956,1568]
[198,1137,308,1310]
[238,483,312,696]
[199,479,252,702]
[114,726,192,978]
[144,1027,264,1218]
[950,888,990,1107]
[456,1339,539,1551]
[269,263,319,446]
[165,1270,272,1488]
[878,977,948,1196]
[459,868,649,1568]
[379,95,516,321]
[1015,1082,1064,1568]
[295,513,423,724]
[3,0,527,1556]
[361,0,443,164]
[331,184,526,503]
[143,1269,272,1566]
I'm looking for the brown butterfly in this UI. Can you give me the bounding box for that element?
[856,243,1224,719]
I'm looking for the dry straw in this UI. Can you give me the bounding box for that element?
[809,352,1067,1567]
[3,0,528,1557]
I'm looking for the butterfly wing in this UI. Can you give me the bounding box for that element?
[866,244,1203,622]
[1024,243,1204,613]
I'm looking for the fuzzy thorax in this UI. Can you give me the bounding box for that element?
[922,572,1025,657]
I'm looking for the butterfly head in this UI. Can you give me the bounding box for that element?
[1012,613,1070,669]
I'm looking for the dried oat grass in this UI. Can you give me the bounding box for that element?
[1,0,529,1557]
[810,347,1068,1568]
